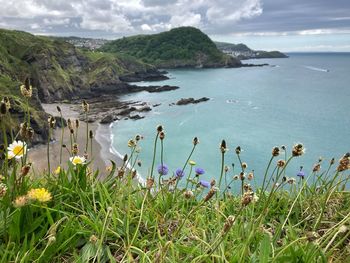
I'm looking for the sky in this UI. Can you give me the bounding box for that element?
[0,0,350,52]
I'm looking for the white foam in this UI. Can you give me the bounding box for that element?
[303,65,329,72]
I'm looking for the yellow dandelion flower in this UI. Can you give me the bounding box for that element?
[27,188,52,202]
[7,140,27,159]
[54,166,61,175]
[69,156,86,166]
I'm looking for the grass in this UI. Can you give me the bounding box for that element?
[0,85,350,262]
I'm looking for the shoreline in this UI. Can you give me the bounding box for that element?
[28,103,123,176]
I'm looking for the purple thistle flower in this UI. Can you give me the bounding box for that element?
[157,164,169,176]
[199,180,210,188]
[195,167,205,175]
[175,168,185,178]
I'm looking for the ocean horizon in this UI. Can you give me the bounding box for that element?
[111,52,350,189]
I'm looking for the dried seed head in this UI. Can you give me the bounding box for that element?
[159,131,165,140]
[89,235,98,243]
[0,183,8,197]
[146,177,154,189]
[72,143,79,155]
[242,162,248,169]
[210,179,216,187]
[26,127,34,140]
[82,100,89,113]
[70,128,74,134]
[330,158,335,165]
[48,116,56,129]
[239,172,245,181]
[127,139,136,148]
[337,153,350,172]
[56,106,61,112]
[223,215,235,233]
[183,190,194,199]
[89,130,93,139]
[224,165,229,173]
[123,154,128,162]
[277,159,286,168]
[241,191,254,206]
[0,101,7,115]
[132,169,137,179]
[287,177,296,184]
[281,145,286,151]
[67,118,73,130]
[21,164,31,177]
[135,134,141,141]
[272,146,280,157]
[117,168,125,178]
[157,125,163,133]
[233,175,239,180]
[20,78,33,98]
[75,119,80,128]
[137,160,142,167]
[204,187,217,202]
[235,146,241,155]
[20,122,28,139]
[2,97,10,111]
[220,140,227,153]
[193,137,199,145]
[247,172,254,181]
[292,143,305,157]
[13,195,27,208]
[312,163,321,173]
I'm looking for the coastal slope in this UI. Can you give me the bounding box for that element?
[100,27,242,68]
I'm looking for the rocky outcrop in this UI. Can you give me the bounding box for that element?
[175,97,210,105]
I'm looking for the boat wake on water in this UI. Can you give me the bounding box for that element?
[303,65,330,72]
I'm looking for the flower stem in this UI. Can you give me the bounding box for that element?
[59,111,64,165]
[150,133,159,179]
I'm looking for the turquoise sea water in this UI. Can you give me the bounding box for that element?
[111,53,350,188]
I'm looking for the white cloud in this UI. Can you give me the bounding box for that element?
[169,13,202,27]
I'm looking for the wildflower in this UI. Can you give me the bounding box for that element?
[82,100,89,113]
[27,188,52,202]
[20,78,33,98]
[7,140,27,159]
[247,172,254,181]
[242,162,248,169]
[89,235,98,243]
[183,190,194,199]
[287,177,296,184]
[157,164,169,176]
[220,140,228,153]
[128,139,136,148]
[189,160,196,166]
[312,163,321,173]
[159,131,165,140]
[337,153,350,172]
[239,172,245,180]
[199,180,210,188]
[193,137,199,145]
[241,191,254,206]
[70,156,86,166]
[0,183,7,197]
[210,179,216,187]
[235,146,241,155]
[223,215,235,233]
[272,146,280,157]
[48,116,56,129]
[296,166,305,179]
[13,196,27,207]
[21,164,31,177]
[204,187,217,202]
[156,125,163,133]
[195,167,205,176]
[146,177,154,189]
[292,143,305,157]
[175,168,185,178]
[277,159,286,168]
[54,166,61,175]
[72,143,79,155]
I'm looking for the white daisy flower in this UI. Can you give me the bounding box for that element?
[7,140,27,159]
[70,156,86,166]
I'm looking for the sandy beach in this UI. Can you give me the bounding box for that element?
[28,103,122,176]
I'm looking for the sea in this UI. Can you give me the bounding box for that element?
[111,53,350,189]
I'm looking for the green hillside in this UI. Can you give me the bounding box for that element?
[100,27,241,68]
[0,28,153,144]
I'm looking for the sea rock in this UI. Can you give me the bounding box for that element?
[153,103,161,107]
[137,106,152,112]
[129,114,144,120]
[176,97,210,106]
[119,107,136,116]
[100,114,115,124]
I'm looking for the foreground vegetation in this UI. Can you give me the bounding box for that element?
[0,82,350,262]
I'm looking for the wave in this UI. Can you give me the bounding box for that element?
[303,65,330,72]
[226,99,239,104]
